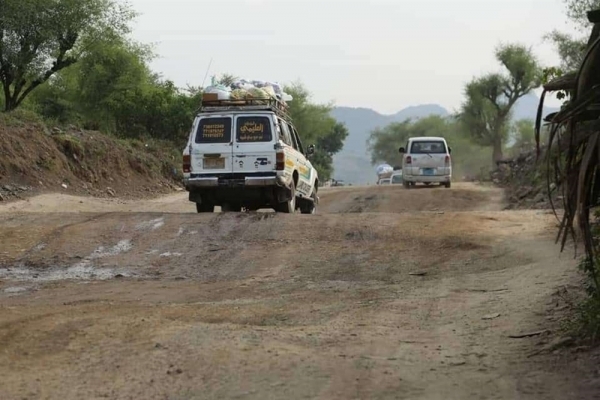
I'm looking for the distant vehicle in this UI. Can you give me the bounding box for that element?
[376,163,394,184]
[399,136,452,188]
[379,178,391,185]
[390,171,403,184]
[331,179,345,187]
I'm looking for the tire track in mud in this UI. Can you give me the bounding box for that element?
[319,183,503,214]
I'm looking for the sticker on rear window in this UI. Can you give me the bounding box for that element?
[237,117,272,142]
[195,118,232,143]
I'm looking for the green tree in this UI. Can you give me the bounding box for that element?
[0,0,135,112]
[283,82,349,181]
[508,119,536,156]
[29,34,201,144]
[459,44,541,165]
[214,73,238,87]
[564,0,600,27]
[367,119,414,167]
[75,38,153,132]
[544,31,586,71]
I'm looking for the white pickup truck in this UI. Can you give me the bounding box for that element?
[182,98,319,213]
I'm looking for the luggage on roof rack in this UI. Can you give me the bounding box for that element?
[198,96,292,120]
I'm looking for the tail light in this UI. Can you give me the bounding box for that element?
[276,151,285,170]
[183,154,191,173]
[406,156,412,164]
[445,155,450,165]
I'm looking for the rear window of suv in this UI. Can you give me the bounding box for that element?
[236,116,272,142]
[410,140,447,154]
[195,117,232,143]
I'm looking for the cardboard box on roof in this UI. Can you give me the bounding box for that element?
[202,93,219,101]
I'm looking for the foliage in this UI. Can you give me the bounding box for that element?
[544,31,587,72]
[541,66,571,102]
[564,0,600,29]
[1,33,346,180]
[458,44,541,165]
[0,1,348,182]
[507,119,536,156]
[0,0,135,111]
[23,34,203,145]
[214,73,238,87]
[544,1,600,77]
[367,115,492,180]
[568,253,600,342]
[284,82,349,181]
[542,7,600,341]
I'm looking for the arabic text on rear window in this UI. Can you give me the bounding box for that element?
[195,117,232,143]
[236,117,272,142]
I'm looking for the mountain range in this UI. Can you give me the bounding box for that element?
[330,93,559,185]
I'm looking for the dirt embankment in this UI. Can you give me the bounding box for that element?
[0,113,182,202]
[491,149,560,210]
[0,183,598,399]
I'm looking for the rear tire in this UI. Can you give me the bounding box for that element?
[300,190,317,214]
[277,180,296,213]
[196,202,214,213]
[444,181,451,188]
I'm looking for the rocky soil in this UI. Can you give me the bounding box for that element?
[0,114,182,203]
[490,148,560,210]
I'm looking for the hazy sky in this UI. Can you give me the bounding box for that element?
[128,0,578,114]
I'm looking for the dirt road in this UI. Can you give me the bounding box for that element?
[0,183,597,399]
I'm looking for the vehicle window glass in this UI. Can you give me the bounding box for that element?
[410,140,446,154]
[286,122,301,151]
[278,118,293,146]
[195,117,232,144]
[236,116,272,142]
[290,126,305,154]
[392,174,403,183]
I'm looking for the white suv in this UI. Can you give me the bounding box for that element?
[182,98,319,213]
[398,136,452,188]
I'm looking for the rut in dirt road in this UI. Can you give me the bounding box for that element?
[0,183,595,400]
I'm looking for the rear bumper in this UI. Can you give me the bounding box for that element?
[185,173,285,189]
[403,174,451,183]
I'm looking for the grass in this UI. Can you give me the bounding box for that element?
[52,134,85,160]
[566,215,600,344]
[0,108,46,127]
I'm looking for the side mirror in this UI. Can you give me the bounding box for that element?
[307,144,315,155]
[448,147,452,154]
[399,147,405,153]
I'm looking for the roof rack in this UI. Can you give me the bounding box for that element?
[198,97,292,121]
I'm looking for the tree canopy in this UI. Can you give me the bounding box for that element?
[458,44,541,165]
[0,6,348,180]
[0,0,135,111]
[284,83,348,181]
[544,0,600,72]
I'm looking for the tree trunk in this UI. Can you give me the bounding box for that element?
[4,96,17,112]
[2,82,14,112]
[492,137,503,166]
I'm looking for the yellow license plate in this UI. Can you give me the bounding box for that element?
[203,158,225,169]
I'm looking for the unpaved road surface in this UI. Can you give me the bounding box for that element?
[0,183,598,399]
